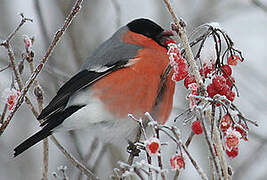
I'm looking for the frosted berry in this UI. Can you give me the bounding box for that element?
[225,129,241,149]
[170,154,185,170]
[145,137,160,156]
[221,65,232,76]
[212,75,227,91]
[220,114,232,132]
[192,120,203,135]
[226,147,239,158]
[184,75,196,89]
[172,62,189,82]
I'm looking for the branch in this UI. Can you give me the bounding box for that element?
[0,13,32,46]
[162,0,206,95]
[0,0,84,136]
[50,135,99,180]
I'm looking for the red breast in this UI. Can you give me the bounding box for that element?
[91,30,175,124]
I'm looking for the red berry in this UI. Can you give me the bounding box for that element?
[225,76,235,87]
[234,123,248,141]
[221,65,232,76]
[220,114,232,132]
[191,120,203,135]
[227,55,242,66]
[184,75,196,89]
[170,155,185,170]
[225,129,240,149]
[207,83,218,98]
[145,137,160,156]
[212,75,227,91]
[226,147,239,158]
[226,90,235,102]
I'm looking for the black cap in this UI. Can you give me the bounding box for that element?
[127,18,164,41]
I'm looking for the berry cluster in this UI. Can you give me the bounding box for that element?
[167,42,241,107]
[219,114,248,158]
[167,43,189,81]
[207,66,236,102]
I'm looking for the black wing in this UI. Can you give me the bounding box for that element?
[38,60,128,125]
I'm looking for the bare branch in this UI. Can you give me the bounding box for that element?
[50,135,98,180]
[0,0,84,136]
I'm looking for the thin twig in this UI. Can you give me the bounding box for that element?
[26,43,48,180]
[0,0,84,136]
[77,137,99,180]
[34,0,59,88]
[127,124,142,165]
[50,135,98,180]
[0,64,10,72]
[0,104,8,124]
[156,128,166,180]
[0,13,32,46]
[185,131,194,147]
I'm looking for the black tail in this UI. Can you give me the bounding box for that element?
[14,105,85,157]
[14,128,52,157]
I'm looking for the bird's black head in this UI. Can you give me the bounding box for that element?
[127,18,174,48]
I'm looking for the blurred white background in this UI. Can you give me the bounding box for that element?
[0,0,267,179]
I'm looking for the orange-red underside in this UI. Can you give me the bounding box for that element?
[92,31,175,124]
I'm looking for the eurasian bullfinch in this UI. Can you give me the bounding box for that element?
[14,18,175,157]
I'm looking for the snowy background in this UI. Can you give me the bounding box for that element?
[0,0,267,179]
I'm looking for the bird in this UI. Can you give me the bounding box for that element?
[14,18,175,157]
